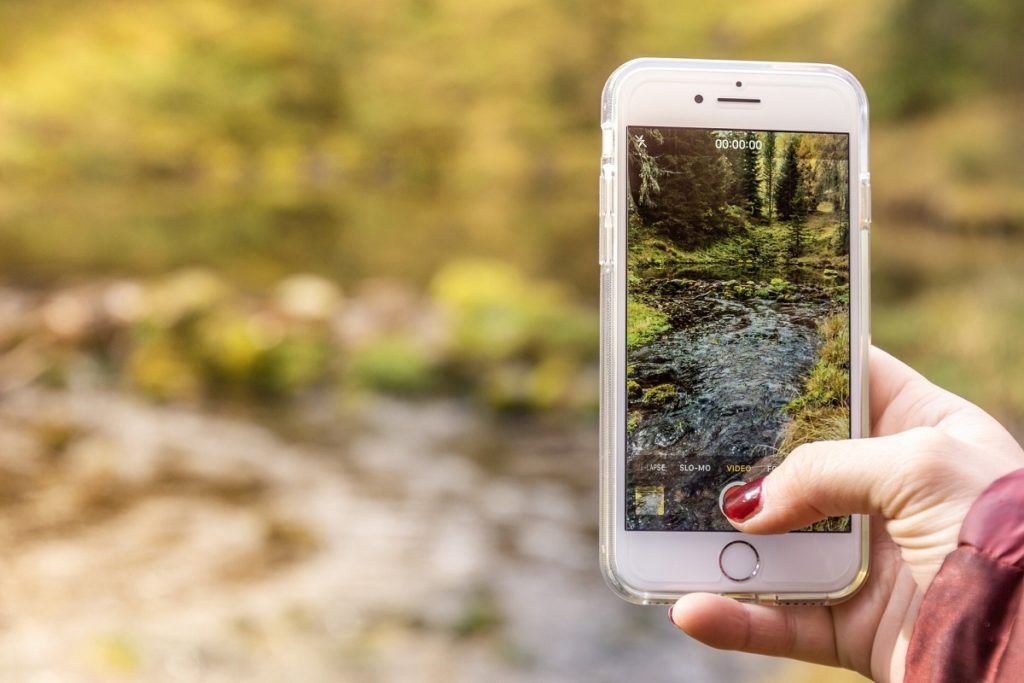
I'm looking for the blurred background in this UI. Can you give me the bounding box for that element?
[0,0,1021,681]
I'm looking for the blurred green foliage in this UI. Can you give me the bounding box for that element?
[122,270,337,400]
[879,0,1024,117]
[0,262,596,414]
[0,0,1021,426]
[432,258,596,411]
[349,336,437,396]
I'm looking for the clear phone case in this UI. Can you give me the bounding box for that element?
[598,58,872,605]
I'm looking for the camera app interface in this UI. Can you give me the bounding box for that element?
[625,126,851,532]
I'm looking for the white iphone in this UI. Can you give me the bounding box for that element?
[599,59,871,604]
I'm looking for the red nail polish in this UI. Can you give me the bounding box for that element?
[723,477,763,522]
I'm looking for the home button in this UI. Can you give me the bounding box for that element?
[719,541,760,582]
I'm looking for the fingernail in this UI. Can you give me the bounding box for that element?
[667,604,675,625]
[723,477,763,522]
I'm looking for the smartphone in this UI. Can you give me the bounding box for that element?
[599,59,870,605]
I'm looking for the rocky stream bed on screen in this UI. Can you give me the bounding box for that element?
[626,273,834,531]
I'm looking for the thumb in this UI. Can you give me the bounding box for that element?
[723,427,942,533]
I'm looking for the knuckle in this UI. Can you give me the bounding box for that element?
[785,441,825,474]
[886,427,958,510]
[775,442,831,505]
[899,427,955,472]
[908,425,951,451]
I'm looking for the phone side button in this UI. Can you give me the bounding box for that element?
[599,213,614,266]
[598,169,610,264]
[859,173,871,230]
[598,176,606,264]
[601,125,614,160]
[719,541,760,582]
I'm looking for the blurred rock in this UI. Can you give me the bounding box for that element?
[0,288,38,346]
[273,274,342,323]
[145,269,230,325]
[101,280,147,324]
[332,278,446,352]
[42,288,102,343]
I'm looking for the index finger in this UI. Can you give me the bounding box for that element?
[670,593,839,666]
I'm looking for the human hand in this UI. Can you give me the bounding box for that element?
[669,347,1024,682]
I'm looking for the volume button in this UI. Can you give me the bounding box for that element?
[598,175,606,264]
[602,170,615,212]
[602,164,615,209]
[599,168,615,265]
[601,126,614,160]
[598,216,606,266]
[859,172,871,230]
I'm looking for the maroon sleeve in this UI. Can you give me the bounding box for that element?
[905,467,1024,683]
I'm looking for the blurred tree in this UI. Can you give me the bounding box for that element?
[881,0,1024,117]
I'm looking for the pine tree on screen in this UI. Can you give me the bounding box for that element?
[761,132,777,221]
[740,132,762,220]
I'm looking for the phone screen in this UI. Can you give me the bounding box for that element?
[625,126,851,533]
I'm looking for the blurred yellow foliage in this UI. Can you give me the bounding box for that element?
[87,635,141,675]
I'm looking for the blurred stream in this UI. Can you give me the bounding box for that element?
[0,387,777,682]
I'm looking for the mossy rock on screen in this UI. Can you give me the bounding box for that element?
[626,300,670,348]
[641,383,676,406]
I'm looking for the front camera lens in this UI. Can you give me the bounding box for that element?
[694,94,704,103]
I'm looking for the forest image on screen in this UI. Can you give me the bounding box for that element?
[625,127,850,532]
